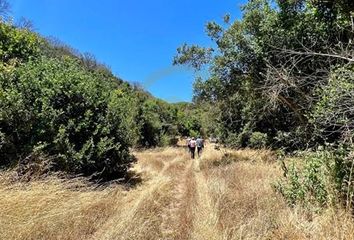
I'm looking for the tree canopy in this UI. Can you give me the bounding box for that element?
[175,0,354,150]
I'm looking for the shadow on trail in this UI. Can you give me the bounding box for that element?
[93,169,143,190]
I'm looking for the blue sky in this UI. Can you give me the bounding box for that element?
[11,0,245,102]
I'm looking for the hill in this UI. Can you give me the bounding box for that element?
[0,20,203,179]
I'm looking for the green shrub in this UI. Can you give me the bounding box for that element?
[275,151,333,210]
[159,135,179,147]
[249,132,268,149]
[225,132,242,148]
[0,22,42,63]
[274,127,313,152]
[0,57,135,179]
[135,99,163,147]
[158,134,170,147]
[276,147,354,210]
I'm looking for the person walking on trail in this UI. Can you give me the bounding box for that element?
[196,136,204,157]
[186,137,191,153]
[189,137,196,159]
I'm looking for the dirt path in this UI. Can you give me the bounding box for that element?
[160,160,196,240]
[92,147,224,240]
[191,158,221,240]
[92,153,186,240]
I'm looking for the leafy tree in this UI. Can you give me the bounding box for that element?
[311,65,354,143]
[174,0,354,150]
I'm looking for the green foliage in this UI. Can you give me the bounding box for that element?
[136,98,164,147]
[276,146,354,210]
[249,132,268,149]
[0,20,188,179]
[159,134,178,147]
[0,22,42,63]
[276,151,334,209]
[173,44,213,70]
[174,0,354,150]
[224,133,242,148]
[0,57,135,179]
[274,127,313,151]
[174,102,204,137]
[311,65,354,142]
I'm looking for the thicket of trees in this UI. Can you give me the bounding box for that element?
[174,0,354,209]
[0,5,203,179]
[175,0,354,150]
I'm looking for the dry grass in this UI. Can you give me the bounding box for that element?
[1,145,354,239]
[0,174,123,240]
[194,145,354,240]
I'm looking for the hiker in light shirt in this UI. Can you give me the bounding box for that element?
[189,137,196,159]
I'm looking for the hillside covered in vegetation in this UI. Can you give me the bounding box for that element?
[0,12,206,180]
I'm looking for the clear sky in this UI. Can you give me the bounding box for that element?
[11,0,245,102]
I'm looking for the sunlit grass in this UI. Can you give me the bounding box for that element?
[1,145,354,239]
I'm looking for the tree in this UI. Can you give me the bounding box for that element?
[174,0,354,150]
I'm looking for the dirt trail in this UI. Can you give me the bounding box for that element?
[93,147,224,240]
[160,160,196,240]
[191,159,221,240]
[93,153,186,240]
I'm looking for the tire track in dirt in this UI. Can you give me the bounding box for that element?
[160,159,197,240]
[161,152,222,240]
[191,157,222,240]
[92,155,185,240]
[93,148,222,240]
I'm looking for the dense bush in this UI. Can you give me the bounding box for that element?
[274,127,314,152]
[276,146,354,210]
[0,22,41,63]
[249,132,268,149]
[175,104,203,137]
[0,57,135,179]
[276,151,332,209]
[174,0,354,151]
[311,66,354,143]
[0,20,193,179]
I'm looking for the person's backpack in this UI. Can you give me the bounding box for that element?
[190,140,196,148]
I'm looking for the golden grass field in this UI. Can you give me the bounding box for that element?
[1,145,354,239]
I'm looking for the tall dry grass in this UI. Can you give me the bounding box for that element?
[0,173,123,240]
[194,145,354,240]
[1,145,354,239]
[0,147,190,240]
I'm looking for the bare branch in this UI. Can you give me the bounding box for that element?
[0,0,10,19]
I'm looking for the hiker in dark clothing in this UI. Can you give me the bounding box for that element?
[196,137,204,157]
[189,137,196,159]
